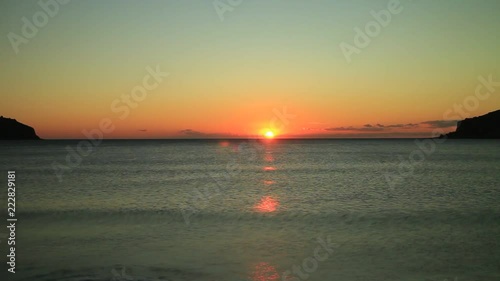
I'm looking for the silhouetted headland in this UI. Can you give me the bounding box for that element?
[0,116,41,140]
[444,110,500,139]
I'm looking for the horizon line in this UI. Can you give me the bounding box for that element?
[3,137,445,141]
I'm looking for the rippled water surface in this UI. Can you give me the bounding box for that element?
[1,139,499,281]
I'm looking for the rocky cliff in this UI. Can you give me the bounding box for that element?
[445,110,500,139]
[0,116,41,140]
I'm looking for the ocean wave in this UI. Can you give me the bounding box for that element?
[16,208,500,227]
[16,265,212,281]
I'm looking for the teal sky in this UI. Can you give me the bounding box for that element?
[1,0,499,138]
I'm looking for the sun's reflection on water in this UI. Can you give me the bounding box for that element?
[253,196,279,213]
[250,262,280,281]
[263,166,276,171]
[264,153,274,162]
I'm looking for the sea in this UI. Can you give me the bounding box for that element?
[0,139,499,281]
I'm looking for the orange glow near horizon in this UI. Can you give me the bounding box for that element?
[264,130,275,139]
[2,1,500,140]
[3,96,470,139]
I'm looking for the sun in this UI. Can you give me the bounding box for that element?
[264,130,275,139]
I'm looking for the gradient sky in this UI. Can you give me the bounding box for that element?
[1,0,499,139]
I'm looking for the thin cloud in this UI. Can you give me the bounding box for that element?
[420,120,458,128]
[178,129,237,138]
[328,123,418,131]
[324,126,352,131]
[324,126,384,132]
[386,123,419,128]
[323,119,457,134]
[179,129,207,137]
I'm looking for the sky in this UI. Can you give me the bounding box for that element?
[1,0,499,139]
